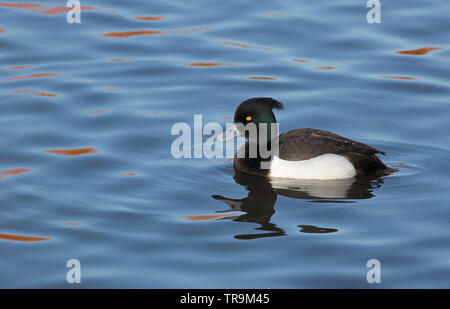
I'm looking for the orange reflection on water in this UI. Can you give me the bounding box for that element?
[247,76,277,80]
[380,75,418,80]
[103,30,161,37]
[315,66,335,70]
[40,6,98,15]
[109,58,135,62]
[0,28,5,33]
[62,222,81,226]
[219,41,272,51]
[7,65,34,70]
[0,3,41,9]
[13,89,58,97]
[0,168,30,178]
[3,73,59,81]
[396,47,443,55]
[44,147,98,156]
[102,27,210,38]
[103,87,119,92]
[0,3,108,14]
[188,62,228,67]
[135,16,165,21]
[292,58,308,63]
[183,213,240,221]
[121,172,136,176]
[0,233,50,242]
[89,109,107,114]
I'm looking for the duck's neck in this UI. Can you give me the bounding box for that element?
[257,113,277,143]
[255,120,278,159]
[247,133,277,163]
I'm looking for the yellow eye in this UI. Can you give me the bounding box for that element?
[246,116,252,121]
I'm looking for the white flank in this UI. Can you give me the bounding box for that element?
[269,154,356,180]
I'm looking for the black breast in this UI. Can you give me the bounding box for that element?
[233,142,270,177]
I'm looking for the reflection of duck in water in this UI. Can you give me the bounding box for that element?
[217,97,397,179]
[211,170,386,239]
[213,172,281,240]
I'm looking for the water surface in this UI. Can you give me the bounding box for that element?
[0,0,449,288]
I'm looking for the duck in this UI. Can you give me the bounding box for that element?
[218,97,396,180]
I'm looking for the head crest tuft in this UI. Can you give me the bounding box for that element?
[241,97,284,110]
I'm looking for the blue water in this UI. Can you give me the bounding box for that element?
[0,0,449,288]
